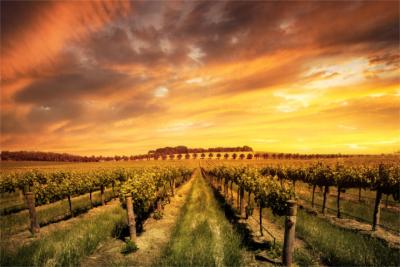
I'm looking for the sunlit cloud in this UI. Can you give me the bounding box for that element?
[154,86,169,98]
[39,106,51,111]
[186,77,204,84]
[188,45,206,64]
[337,124,357,131]
[252,139,279,144]
[1,1,399,155]
[157,121,213,133]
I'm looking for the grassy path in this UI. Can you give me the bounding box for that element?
[156,170,251,267]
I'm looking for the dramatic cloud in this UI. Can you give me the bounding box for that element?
[1,1,399,155]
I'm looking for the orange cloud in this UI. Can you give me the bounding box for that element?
[1,0,131,80]
[1,1,399,155]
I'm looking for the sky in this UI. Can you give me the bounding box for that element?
[1,0,399,156]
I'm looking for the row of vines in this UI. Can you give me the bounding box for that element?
[0,166,193,235]
[260,162,399,230]
[201,163,294,236]
[202,161,399,232]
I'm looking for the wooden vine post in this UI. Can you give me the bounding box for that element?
[239,187,245,217]
[170,178,175,196]
[372,189,382,231]
[89,191,93,207]
[67,194,73,216]
[224,179,229,198]
[100,185,105,206]
[25,192,40,235]
[157,198,163,211]
[230,181,234,205]
[237,187,240,209]
[322,186,329,215]
[282,200,297,267]
[125,194,137,242]
[156,189,163,212]
[259,205,263,236]
[311,185,316,208]
[336,187,341,218]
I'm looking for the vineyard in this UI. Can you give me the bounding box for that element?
[0,158,399,266]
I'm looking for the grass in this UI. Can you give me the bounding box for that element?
[156,172,243,267]
[296,182,400,231]
[0,189,114,235]
[263,208,400,266]
[296,209,400,266]
[0,204,126,266]
[227,180,399,266]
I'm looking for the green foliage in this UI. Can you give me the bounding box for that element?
[260,162,400,200]
[207,166,294,216]
[121,239,139,254]
[0,166,194,215]
[153,210,163,220]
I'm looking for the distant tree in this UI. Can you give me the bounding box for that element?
[177,154,182,160]
[254,153,260,160]
[193,153,198,159]
[232,153,237,159]
[185,154,190,159]
[162,154,167,160]
[247,154,253,160]
[208,153,213,159]
[216,153,221,159]
[154,154,160,160]
[224,153,229,160]
[201,153,206,159]
[243,145,253,152]
[239,154,245,160]
[169,154,175,160]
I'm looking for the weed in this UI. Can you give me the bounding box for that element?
[121,240,139,254]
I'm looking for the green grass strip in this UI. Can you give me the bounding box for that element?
[265,208,399,266]
[1,205,126,267]
[156,173,243,267]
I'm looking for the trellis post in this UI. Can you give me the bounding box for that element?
[25,192,40,235]
[283,200,297,267]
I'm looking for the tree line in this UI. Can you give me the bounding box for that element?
[0,149,389,162]
[149,145,253,155]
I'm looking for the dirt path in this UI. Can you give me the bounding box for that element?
[80,171,196,267]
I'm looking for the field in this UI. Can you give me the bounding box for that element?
[0,157,399,267]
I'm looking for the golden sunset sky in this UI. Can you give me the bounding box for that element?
[1,1,399,156]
